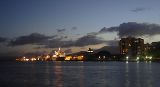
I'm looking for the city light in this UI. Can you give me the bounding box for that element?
[145,56,153,60]
[25,58,29,61]
[65,56,72,61]
[15,37,159,62]
[126,56,129,61]
[136,57,139,61]
[149,56,152,60]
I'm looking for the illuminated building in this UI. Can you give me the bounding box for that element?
[77,55,84,61]
[44,55,50,61]
[119,37,144,59]
[65,56,72,61]
[144,43,152,57]
[147,41,160,60]
[87,48,94,53]
[52,48,66,61]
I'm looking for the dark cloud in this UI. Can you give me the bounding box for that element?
[8,33,54,46]
[105,40,119,46]
[9,22,160,48]
[74,35,105,46]
[0,37,7,43]
[7,32,73,48]
[44,34,105,48]
[44,39,73,48]
[99,27,118,33]
[8,30,117,48]
[56,28,66,32]
[131,7,146,12]
[99,22,160,38]
[71,26,77,30]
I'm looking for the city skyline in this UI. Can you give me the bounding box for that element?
[1,0,160,57]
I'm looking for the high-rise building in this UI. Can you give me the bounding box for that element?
[119,37,144,59]
[144,43,151,56]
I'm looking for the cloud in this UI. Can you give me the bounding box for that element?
[9,22,160,48]
[44,34,105,48]
[71,26,77,30]
[7,33,73,48]
[56,28,66,33]
[99,27,118,33]
[44,39,73,48]
[74,35,105,46]
[99,22,160,38]
[131,7,146,12]
[8,33,54,46]
[0,37,7,43]
[64,49,72,54]
[7,22,160,49]
[105,40,119,46]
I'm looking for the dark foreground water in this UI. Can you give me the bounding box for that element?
[0,61,160,87]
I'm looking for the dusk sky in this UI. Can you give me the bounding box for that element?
[1,0,160,57]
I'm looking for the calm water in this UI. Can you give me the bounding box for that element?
[0,61,160,87]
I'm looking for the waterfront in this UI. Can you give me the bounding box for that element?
[1,61,160,87]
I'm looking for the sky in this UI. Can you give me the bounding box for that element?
[1,0,160,57]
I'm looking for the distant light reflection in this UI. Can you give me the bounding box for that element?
[45,62,50,85]
[136,62,140,87]
[125,62,129,87]
[79,65,84,87]
[54,62,63,87]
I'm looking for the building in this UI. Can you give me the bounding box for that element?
[96,50,111,61]
[52,48,66,61]
[144,43,151,56]
[119,37,144,60]
[149,42,160,59]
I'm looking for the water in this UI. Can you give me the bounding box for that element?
[0,61,160,87]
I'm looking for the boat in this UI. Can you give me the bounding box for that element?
[52,48,65,61]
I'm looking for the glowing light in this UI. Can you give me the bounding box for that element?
[126,56,129,60]
[31,58,36,61]
[77,55,84,60]
[149,56,152,60]
[65,56,72,61]
[25,58,29,61]
[88,51,93,53]
[136,57,139,61]
[145,56,152,60]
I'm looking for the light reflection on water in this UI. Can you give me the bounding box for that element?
[0,61,160,87]
[54,62,63,87]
